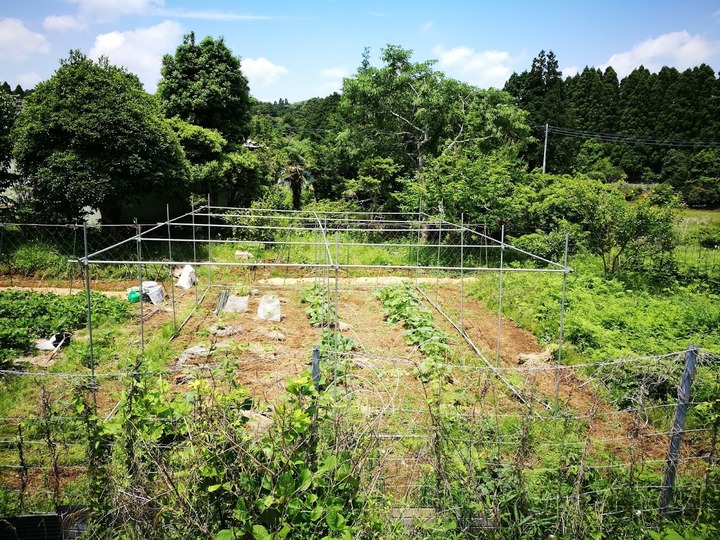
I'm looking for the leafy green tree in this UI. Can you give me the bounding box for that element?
[158,33,251,144]
[685,149,720,207]
[344,157,401,211]
[0,85,17,192]
[401,148,531,231]
[166,116,277,207]
[574,139,625,182]
[280,139,314,209]
[340,44,449,175]
[339,45,530,211]
[12,51,189,223]
[532,176,677,273]
[614,66,657,181]
[566,67,619,134]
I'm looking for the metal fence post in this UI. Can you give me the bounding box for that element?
[312,345,321,391]
[83,223,97,409]
[659,344,699,513]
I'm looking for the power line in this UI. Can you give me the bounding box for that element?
[535,124,720,149]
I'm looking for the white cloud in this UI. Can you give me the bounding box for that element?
[420,22,434,33]
[43,15,85,31]
[0,19,49,61]
[314,66,349,96]
[600,31,720,78]
[17,73,42,88]
[156,9,271,21]
[90,20,183,92]
[242,57,289,87]
[73,0,164,23]
[434,45,521,88]
[562,65,580,78]
[320,67,349,79]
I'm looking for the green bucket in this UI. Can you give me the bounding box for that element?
[127,289,141,303]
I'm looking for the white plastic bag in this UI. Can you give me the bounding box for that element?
[176,264,196,289]
[224,295,249,313]
[140,281,165,304]
[257,295,281,322]
[144,284,166,304]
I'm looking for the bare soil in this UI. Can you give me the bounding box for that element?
[0,275,688,502]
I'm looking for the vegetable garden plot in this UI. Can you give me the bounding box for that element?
[0,207,717,537]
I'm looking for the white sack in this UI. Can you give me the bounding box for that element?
[176,264,196,289]
[224,295,249,313]
[257,295,281,322]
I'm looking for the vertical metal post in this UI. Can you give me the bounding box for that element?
[555,233,569,410]
[542,123,549,174]
[416,198,422,286]
[310,344,321,467]
[207,193,211,262]
[69,225,78,294]
[167,204,177,331]
[333,230,340,397]
[436,218,442,304]
[136,219,145,354]
[312,345,321,391]
[460,213,465,332]
[483,224,489,267]
[659,344,699,513]
[495,225,505,367]
[191,195,198,305]
[82,223,97,410]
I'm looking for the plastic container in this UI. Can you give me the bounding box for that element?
[127,289,141,303]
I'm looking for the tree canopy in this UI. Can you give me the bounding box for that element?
[12,51,188,223]
[0,85,17,192]
[158,33,251,144]
[505,50,720,207]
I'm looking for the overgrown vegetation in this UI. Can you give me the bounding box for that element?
[72,360,390,539]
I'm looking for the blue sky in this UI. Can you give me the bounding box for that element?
[2,0,720,102]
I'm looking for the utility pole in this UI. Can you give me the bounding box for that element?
[542,123,549,174]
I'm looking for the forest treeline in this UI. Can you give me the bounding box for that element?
[0,37,718,274]
[504,50,720,206]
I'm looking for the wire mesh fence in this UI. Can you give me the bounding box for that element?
[0,209,718,537]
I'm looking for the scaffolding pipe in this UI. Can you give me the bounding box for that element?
[167,204,177,331]
[495,225,505,367]
[135,220,145,354]
[82,223,97,410]
[555,234,570,410]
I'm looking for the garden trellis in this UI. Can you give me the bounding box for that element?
[0,204,717,537]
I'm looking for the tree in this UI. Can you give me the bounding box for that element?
[12,51,189,223]
[339,45,530,211]
[0,85,17,192]
[402,147,531,231]
[504,50,575,172]
[158,33,251,144]
[532,176,677,273]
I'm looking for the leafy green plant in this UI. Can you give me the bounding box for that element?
[376,283,451,382]
[9,241,69,277]
[300,283,336,326]
[81,359,387,539]
[0,290,130,365]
